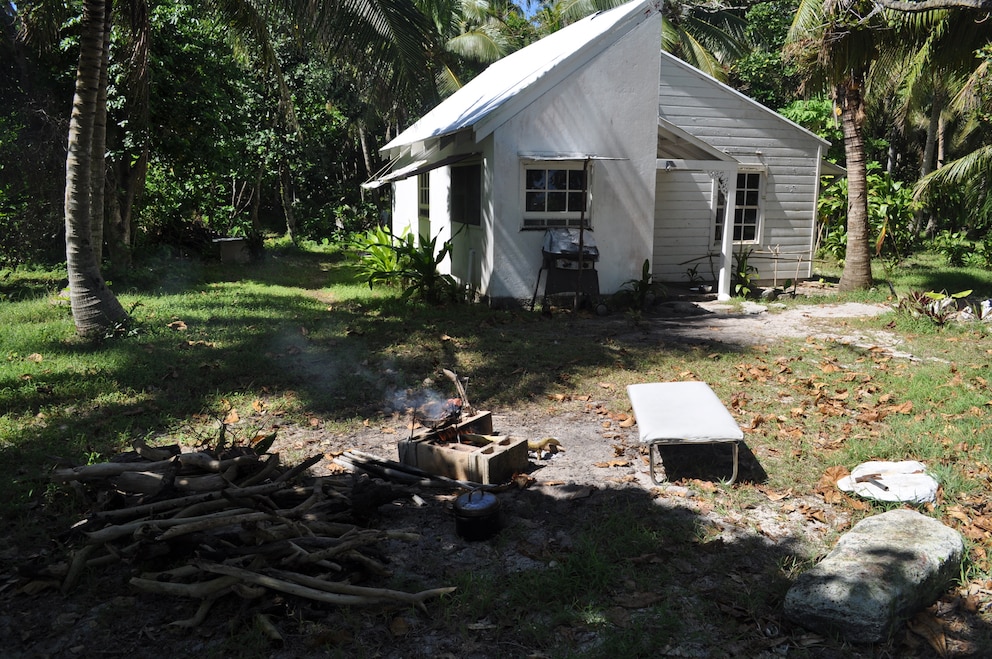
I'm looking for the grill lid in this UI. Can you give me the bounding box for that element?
[542,228,599,260]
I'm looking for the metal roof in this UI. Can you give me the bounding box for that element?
[381,0,658,156]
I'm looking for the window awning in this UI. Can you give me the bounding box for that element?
[821,159,847,177]
[361,153,478,189]
[518,153,628,161]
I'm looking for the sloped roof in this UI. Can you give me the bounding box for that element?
[659,50,830,148]
[381,0,658,157]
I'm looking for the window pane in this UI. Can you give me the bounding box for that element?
[526,192,545,212]
[567,191,585,211]
[547,191,567,212]
[741,225,757,241]
[568,170,586,190]
[526,169,545,190]
[743,208,758,224]
[745,190,759,206]
[735,190,746,205]
[548,170,568,190]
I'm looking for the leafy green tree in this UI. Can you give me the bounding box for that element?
[728,0,799,109]
[914,43,992,233]
[423,0,512,94]
[48,0,436,335]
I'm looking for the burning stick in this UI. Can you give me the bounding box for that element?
[442,368,473,416]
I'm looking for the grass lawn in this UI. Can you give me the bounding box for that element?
[3,246,992,656]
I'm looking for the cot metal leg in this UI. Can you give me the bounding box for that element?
[729,441,739,485]
[649,443,664,485]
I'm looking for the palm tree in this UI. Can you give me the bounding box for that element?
[533,0,747,81]
[661,0,747,82]
[914,46,992,227]
[787,0,890,291]
[420,0,512,94]
[57,0,435,336]
[64,0,128,336]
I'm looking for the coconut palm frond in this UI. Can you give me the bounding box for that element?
[446,24,507,62]
[916,144,992,199]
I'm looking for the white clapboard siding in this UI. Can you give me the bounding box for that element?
[654,52,828,285]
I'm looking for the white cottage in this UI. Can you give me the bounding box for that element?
[367,0,832,304]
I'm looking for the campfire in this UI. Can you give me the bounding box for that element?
[341,369,529,486]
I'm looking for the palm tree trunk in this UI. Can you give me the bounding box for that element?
[836,78,874,292]
[90,0,113,265]
[279,162,297,244]
[65,0,128,336]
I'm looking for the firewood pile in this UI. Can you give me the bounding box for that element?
[48,438,454,629]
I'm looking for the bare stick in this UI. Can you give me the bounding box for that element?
[275,454,323,482]
[85,482,289,523]
[169,595,225,629]
[54,459,176,482]
[197,562,394,606]
[254,613,284,644]
[156,510,277,541]
[132,438,181,461]
[61,543,99,594]
[84,507,257,545]
[239,453,280,487]
[267,568,455,612]
[130,575,240,599]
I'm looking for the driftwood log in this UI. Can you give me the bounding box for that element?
[51,438,455,627]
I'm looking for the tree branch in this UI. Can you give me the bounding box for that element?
[873,0,992,12]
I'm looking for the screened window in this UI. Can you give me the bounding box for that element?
[417,173,430,219]
[450,164,481,225]
[521,164,589,229]
[715,172,762,243]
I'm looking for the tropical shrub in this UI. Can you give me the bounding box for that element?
[351,228,459,304]
[928,230,973,267]
[817,163,920,261]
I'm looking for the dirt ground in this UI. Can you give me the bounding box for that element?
[5,293,981,658]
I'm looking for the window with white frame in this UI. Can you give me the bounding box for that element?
[521,162,589,229]
[417,173,430,219]
[714,171,763,243]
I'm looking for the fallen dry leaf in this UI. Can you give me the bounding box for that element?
[594,459,629,468]
[167,320,188,331]
[388,616,410,637]
[223,409,240,425]
[619,417,636,428]
[27,353,43,362]
[907,610,947,658]
[816,465,850,492]
[758,486,792,502]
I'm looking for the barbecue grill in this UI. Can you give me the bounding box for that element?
[531,228,600,308]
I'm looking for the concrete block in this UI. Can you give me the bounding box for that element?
[398,412,527,484]
[785,508,964,643]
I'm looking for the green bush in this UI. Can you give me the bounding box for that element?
[351,227,460,304]
[817,163,921,261]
